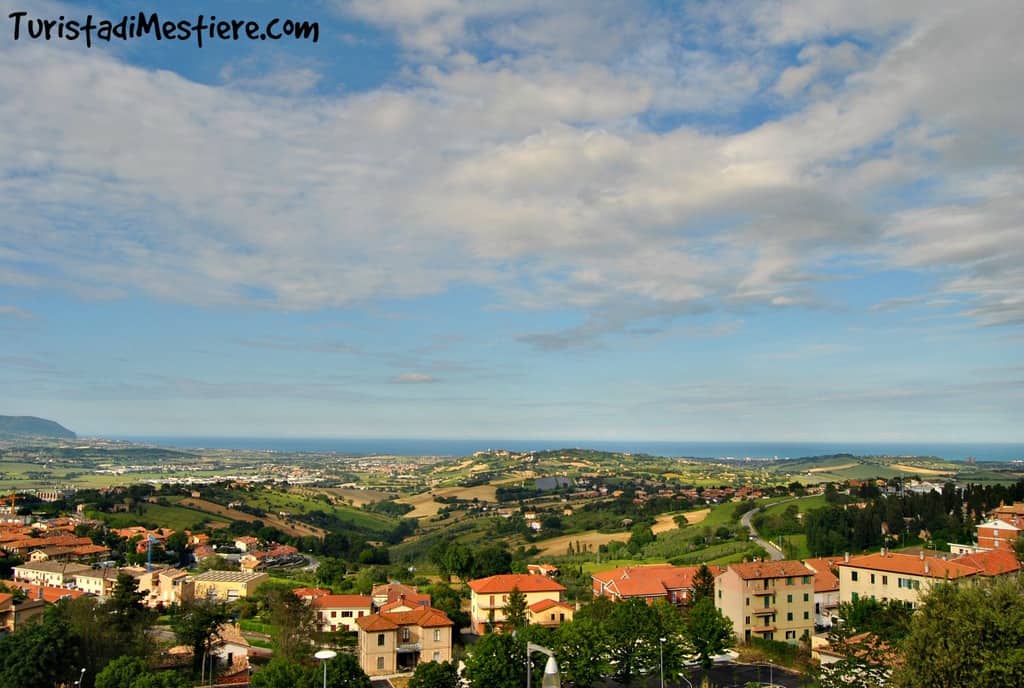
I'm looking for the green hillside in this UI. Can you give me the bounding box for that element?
[0,415,76,439]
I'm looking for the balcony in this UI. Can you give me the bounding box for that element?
[751,625,776,634]
[752,607,775,616]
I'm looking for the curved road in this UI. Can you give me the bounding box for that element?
[740,500,791,561]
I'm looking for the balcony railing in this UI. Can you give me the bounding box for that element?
[752,607,775,616]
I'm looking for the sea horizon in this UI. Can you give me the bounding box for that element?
[106,436,1024,462]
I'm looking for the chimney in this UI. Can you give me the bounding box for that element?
[844,552,850,563]
[924,561,930,575]
[881,547,887,556]
[919,550,925,561]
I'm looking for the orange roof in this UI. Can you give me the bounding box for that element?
[0,581,88,603]
[728,560,814,580]
[293,587,331,599]
[355,606,454,631]
[311,594,373,609]
[468,574,566,594]
[0,592,11,608]
[528,599,574,613]
[593,564,721,598]
[840,552,978,579]
[954,549,1021,576]
[803,558,841,593]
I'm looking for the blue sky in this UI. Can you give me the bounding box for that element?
[1,0,1022,441]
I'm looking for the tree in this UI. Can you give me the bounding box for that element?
[502,586,529,631]
[263,585,317,662]
[0,610,81,688]
[554,615,610,687]
[408,660,460,688]
[892,577,1024,688]
[1014,535,1024,564]
[249,658,315,688]
[323,653,372,688]
[172,601,231,677]
[686,598,733,669]
[95,656,149,688]
[690,564,716,604]
[463,631,525,688]
[105,573,153,653]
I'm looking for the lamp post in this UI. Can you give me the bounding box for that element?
[315,649,337,688]
[659,637,666,688]
[526,642,560,688]
[74,668,86,687]
[769,659,774,687]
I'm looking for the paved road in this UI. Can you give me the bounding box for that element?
[740,502,787,561]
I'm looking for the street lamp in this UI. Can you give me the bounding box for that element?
[659,637,666,688]
[769,659,774,687]
[526,642,560,688]
[74,668,86,687]
[315,649,337,688]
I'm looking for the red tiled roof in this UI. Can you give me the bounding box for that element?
[954,549,1021,576]
[593,564,721,598]
[355,606,453,631]
[0,581,88,603]
[293,587,331,599]
[312,594,372,609]
[802,558,841,593]
[840,552,977,579]
[728,560,814,580]
[468,574,566,594]
[528,599,574,613]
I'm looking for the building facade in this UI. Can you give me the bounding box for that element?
[592,564,719,606]
[356,607,454,676]
[467,574,567,634]
[311,594,374,632]
[836,550,977,608]
[715,560,815,644]
[193,571,268,601]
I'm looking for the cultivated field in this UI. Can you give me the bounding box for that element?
[651,507,710,534]
[891,463,954,476]
[533,530,630,557]
[396,492,445,519]
[177,497,325,539]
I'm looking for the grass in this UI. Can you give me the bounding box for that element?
[239,619,276,636]
[760,495,828,518]
[90,502,225,531]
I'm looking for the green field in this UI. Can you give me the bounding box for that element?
[91,502,226,531]
[229,489,397,533]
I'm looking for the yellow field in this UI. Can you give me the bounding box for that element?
[892,463,953,476]
[396,492,445,519]
[533,530,630,557]
[651,507,710,534]
[434,485,498,501]
[807,463,857,473]
[322,487,394,507]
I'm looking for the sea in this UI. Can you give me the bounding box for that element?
[111,437,1023,462]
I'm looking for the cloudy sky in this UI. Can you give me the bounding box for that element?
[1,0,1021,442]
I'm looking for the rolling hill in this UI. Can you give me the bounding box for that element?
[0,415,76,439]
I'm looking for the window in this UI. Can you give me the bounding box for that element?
[377,657,384,670]
[745,616,750,624]
[786,612,793,621]
[401,628,411,642]
[804,611,809,619]
[377,633,385,647]
[550,614,555,621]
[851,571,859,582]
[559,613,565,621]
[745,597,749,606]
[342,611,352,618]
[803,576,810,584]
[803,593,809,602]
[433,652,440,662]
[718,590,722,599]
[786,630,796,640]
[434,629,441,642]
[331,611,337,618]
[870,574,876,584]
[882,575,888,585]
[786,577,793,586]
[786,594,792,603]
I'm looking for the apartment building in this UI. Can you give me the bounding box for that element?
[803,558,841,629]
[467,574,567,634]
[715,560,815,644]
[976,519,1022,552]
[311,594,374,632]
[836,550,978,607]
[356,606,454,676]
[12,561,91,588]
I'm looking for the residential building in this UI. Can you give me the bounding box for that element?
[951,548,1021,578]
[715,560,815,644]
[592,564,720,606]
[372,582,431,612]
[355,606,454,676]
[311,594,374,632]
[12,561,92,588]
[0,581,87,605]
[989,502,1024,527]
[527,598,575,627]
[803,558,841,629]
[234,536,260,553]
[976,519,1022,552]
[836,550,978,608]
[193,570,268,601]
[138,568,195,608]
[0,592,45,633]
[468,574,567,634]
[526,563,559,577]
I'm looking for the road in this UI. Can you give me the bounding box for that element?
[740,499,792,561]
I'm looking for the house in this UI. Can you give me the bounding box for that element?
[0,591,46,633]
[526,564,559,578]
[836,549,978,608]
[139,568,195,608]
[0,580,87,605]
[467,574,567,634]
[74,566,132,598]
[233,536,260,553]
[12,561,92,588]
[951,548,1021,578]
[975,519,1022,552]
[802,558,841,629]
[715,560,816,644]
[989,502,1024,527]
[527,598,575,627]
[311,594,374,632]
[356,606,454,676]
[193,571,268,602]
[372,582,431,612]
[591,564,720,606]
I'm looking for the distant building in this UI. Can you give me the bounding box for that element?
[715,560,816,644]
[12,561,92,588]
[836,550,978,608]
[467,574,567,634]
[355,607,454,676]
[592,564,720,606]
[976,519,1022,552]
[193,570,268,602]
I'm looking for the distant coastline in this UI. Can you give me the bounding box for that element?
[109,437,1023,462]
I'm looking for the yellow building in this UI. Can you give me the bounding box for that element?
[715,560,815,644]
[356,607,454,676]
[467,573,567,634]
[193,570,268,601]
[836,550,978,608]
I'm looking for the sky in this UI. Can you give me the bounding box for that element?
[0,0,1022,442]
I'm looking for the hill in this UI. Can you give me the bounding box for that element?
[0,415,76,439]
